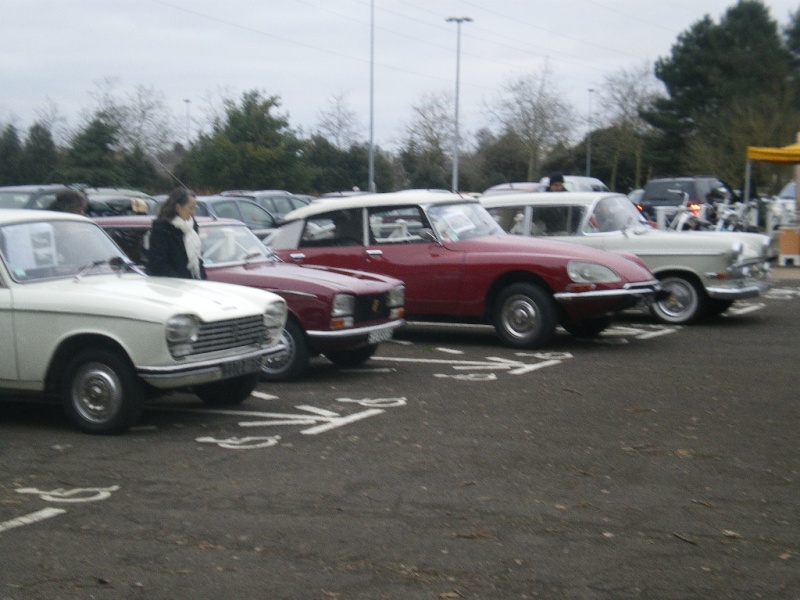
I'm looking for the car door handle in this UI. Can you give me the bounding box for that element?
[289,252,306,262]
[366,250,383,257]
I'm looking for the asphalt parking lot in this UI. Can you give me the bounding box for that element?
[1,272,799,600]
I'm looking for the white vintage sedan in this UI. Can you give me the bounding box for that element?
[0,209,287,433]
[481,192,776,324]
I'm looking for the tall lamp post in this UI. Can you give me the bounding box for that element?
[368,0,376,192]
[183,99,191,148]
[585,88,594,177]
[446,16,471,193]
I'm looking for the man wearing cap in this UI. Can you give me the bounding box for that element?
[546,172,566,192]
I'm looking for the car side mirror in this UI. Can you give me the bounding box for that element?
[417,228,439,243]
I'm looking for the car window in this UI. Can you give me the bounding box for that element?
[426,202,504,241]
[531,206,579,235]
[239,202,275,228]
[0,191,31,208]
[584,196,646,233]
[214,201,242,220]
[271,198,295,215]
[105,227,148,266]
[487,206,526,235]
[368,206,430,244]
[201,224,272,264]
[299,208,363,247]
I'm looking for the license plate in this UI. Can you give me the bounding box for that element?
[368,328,394,344]
[221,356,261,378]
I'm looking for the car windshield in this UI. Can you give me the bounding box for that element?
[584,196,649,233]
[200,224,279,264]
[426,202,504,241]
[0,220,129,282]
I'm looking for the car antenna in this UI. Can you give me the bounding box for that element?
[152,155,190,190]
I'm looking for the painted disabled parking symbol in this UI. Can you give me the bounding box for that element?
[15,485,120,503]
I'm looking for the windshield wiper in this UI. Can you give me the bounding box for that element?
[74,256,139,280]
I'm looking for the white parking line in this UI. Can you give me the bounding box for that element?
[0,508,66,534]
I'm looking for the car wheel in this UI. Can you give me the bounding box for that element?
[705,298,734,317]
[561,315,612,338]
[61,349,143,434]
[260,319,309,382]
[323,344,378,368]
[493,283,557,349]
[651,275,705,324]
[195,373,260,406]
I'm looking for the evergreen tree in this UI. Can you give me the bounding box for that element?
[0,124,23,185]
[20,122,59,183]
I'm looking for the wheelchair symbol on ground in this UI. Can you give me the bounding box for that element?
[194,399,406,436]
[374,352,573,379]
[15,485,120,503]
[1,485,120,534]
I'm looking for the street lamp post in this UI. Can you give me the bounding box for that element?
[446,16,471,193]
[368,0,376,193]
[184,99,191,148]
[585,88,594,177]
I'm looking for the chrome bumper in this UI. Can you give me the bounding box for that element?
[554,280,661,303]
[137,344,286,389]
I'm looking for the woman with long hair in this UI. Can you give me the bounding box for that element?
[147,187,206,279]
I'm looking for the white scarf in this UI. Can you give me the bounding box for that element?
[171,216,202,279]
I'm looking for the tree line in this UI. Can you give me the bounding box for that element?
[1,0,799,197]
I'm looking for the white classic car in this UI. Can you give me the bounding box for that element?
[481,192,776,324]
[0,210,287,433]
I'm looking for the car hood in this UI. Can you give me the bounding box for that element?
[11,273,279,321]
[448,234,656,282]
[207,261,403,294]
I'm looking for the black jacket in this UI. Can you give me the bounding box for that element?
[146,219,206,279]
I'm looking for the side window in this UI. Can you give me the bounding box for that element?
[106,228,148,265]
[214,201,241,220]
[299,209,363,247]
[487,207,526,235]
[368,206,428,244]
[272,198,293,215]
[531,206,572,236]
[240,203,274,227]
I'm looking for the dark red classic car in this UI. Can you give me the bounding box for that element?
[265,192,662,347]
[96,216,405,381]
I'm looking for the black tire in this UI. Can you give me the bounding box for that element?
[195,373,259,406]
[61,348,143,434]
[492,283,557,349]
[260,319,310,382]
[323,344,378,368]
[651,275,705,324]
[561,315,612,338]
[705,298,734,317]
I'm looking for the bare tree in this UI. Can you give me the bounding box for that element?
[86,78,176,157]
[597,62,664,189]
[403,91,455,155]
[315,92,362,149]
[486,63,575,181]
[33,99,70,148]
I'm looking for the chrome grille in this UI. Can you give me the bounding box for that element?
[353,293,390,323]
[192,315,265,356]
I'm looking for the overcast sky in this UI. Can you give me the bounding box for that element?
[2,0,798,150]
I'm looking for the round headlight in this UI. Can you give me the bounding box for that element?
[166,314,199,343]
[567,261,621,283]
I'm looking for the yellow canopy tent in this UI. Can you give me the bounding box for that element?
[745,141,800,209]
